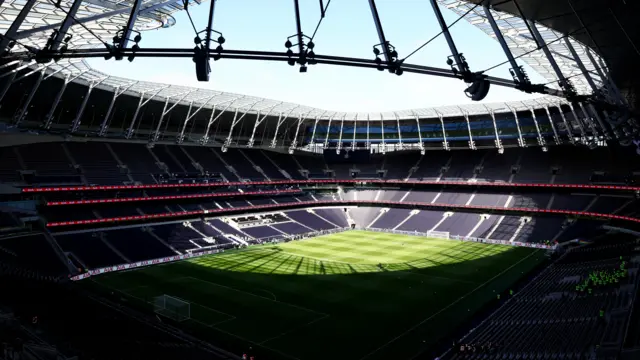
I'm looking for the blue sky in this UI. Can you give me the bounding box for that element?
[89,0,547,112]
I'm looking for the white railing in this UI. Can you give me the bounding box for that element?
[70,227,351,281]
[364,227,556,250]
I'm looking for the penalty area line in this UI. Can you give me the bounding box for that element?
[179,276,328,317]
[357,249,542,360]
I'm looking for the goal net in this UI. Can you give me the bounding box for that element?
[427,230,450,239]
[153,295,190,322]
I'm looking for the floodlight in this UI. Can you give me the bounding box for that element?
[134,34,142,43]
[308,50,315,58]
[287,59,295,66]
[395,68,403,76]
[375,57,382,65]
[373,47,380,55]
[286,49,293,57]
[446,58,454,66]
[103,43,114,60]
[390,50,398,59]
[218,36,225,44]
[194,36,201,44]
[64,35,72,43]
[464,77,490,101]
[307,41,315,49]
[127,44,140,62]
[285,40,292,48]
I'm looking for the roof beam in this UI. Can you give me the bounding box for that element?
[271,106,300,148]
[15,0,181,40]
[0,0,38,53]
[248,102,283,147]
[125,86,168,138]
[200,98,240,145]
[177,94,220,143]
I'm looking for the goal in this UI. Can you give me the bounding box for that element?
[427,230,450,239]
[153,295,191,322]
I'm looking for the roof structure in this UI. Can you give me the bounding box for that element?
[1,0,607,120]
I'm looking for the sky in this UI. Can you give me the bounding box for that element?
[88,0,548,112]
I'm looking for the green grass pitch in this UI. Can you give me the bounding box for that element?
[93,230,545,360]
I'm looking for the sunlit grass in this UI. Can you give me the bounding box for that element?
[188,230,514,275]
[94,230,544,360]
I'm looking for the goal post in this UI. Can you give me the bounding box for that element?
[153,295,191,322]
[426,230,450,239]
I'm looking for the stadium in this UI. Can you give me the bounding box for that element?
[1,0,640,359]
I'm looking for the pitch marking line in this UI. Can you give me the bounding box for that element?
[95,281,299,360]
[178,276,329,317]
[258,314,330,345]
[96,279,236,327]
[357,249,542,360]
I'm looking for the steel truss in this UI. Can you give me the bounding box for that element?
[0,0,635,152]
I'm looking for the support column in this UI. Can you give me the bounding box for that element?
[528,108,546,148]
[336,115,345,154]
[224,108,247,149]
[379,114,385,153]
[99,82,136,136]
[508,107,525,147]
[248,105,280,147]
[568,103,588,140]
[556,105,575,143]
[70,78,107,133]
[0,0,38,53]
[600,110,621,139]
[126,92,147,138]
[323,116,333,148]
[126,86,166,138]
[289,115,306,153]
[44,74,70,129]
[201,100,236,144]
[272,113,290,148]
[309,116,320,147]
[0,68,19,104]
[178,95,217,143]
[437,112,449,151]
[152,91,193,142]
[351,114,358,151]
[488,110,503,152]
[395,113,402,149]
[578,102,600,138]
[366,114,371,150]
[462,110,476,150]
[585,103,611,139]
[99,90,120,136]
[543,106,562,145]
[415,115,424,154]
[14,69,44,125]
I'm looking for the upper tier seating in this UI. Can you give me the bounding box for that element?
[3,142,639,185]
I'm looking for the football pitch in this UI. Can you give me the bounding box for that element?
[93,230,545,360]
